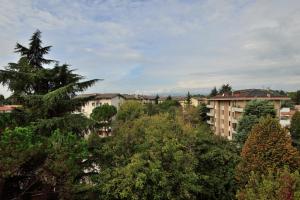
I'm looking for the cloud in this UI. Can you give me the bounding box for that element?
[0,0,300,96]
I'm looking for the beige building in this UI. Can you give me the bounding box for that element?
[191,97,208,107]
[78,93,125,117]
[158,96,208,107]
[122,94,157,104]
[206,89,290,140]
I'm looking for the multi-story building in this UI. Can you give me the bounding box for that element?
[206,89,290,140]
[279,107,295,128]
[78,93,125,117]
[158,96,208,107]
[191,97,208,107]
[122,94,157,104]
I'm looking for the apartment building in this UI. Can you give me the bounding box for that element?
[191,97,208,107]
[206,89,290,140]
[158,96,208,107]
[78,93,125,117]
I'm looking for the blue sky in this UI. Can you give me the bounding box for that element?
[1,0,300,96]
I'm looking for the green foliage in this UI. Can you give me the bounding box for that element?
[144,103,160,116]
[15,29,54,68]
[98,114,200,199]
[289,90,300,104]
[43,130,89,199]
[116,101,144,122]
[291,111,300,150]
[155,94,159,104]
[218,84,232,94]
[210,87,218,97]
[91,104,117,123]
[0,30,99,199]
[235,117,300,188]
[193,131,240,200]
[186,91,192,106]
[0,127,42,178]
[234,100,276,146]
[243,99,276,117]
[94,113,239,200]
[237,168,300,200]
[281,100,294,108]
[182,106,202,126]
[158,99,181,113]
[198,103,210,122]
[0,113,17,132]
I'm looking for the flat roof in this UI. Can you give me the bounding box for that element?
[209,89,290,101]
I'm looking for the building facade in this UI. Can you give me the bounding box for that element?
[206,89,290,140]
[78,93,126,117]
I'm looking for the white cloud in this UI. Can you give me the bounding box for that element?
[0,0,300,96]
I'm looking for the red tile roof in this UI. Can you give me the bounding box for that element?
[0,105,21,112]
[210,89,290,100]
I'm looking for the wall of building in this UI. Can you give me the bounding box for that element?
[81,96,125,117]
[207,99,283,140]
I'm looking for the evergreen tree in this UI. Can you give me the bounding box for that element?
[198,103,210,122]
[291,90,300,104]
[291,111,300,150]
[234,100,276,147]
[210,87,218,97]
[154,94,159,104]
[186,91,192,106]
[0,30,99,198]
[235,117,300,188]
[218,84,232,94]
[15,30,54,68]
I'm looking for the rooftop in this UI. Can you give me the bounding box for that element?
[210,89,290,100]
[76,93,123,99]
[0,105,22,112]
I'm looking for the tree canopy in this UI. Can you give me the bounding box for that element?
[91,104,117,123]
[237,168,300,200]
[0,30,99,199]
[235,117,300,188]
[234,100,276,147]
[218,84,232,94]
[291,111,300,150]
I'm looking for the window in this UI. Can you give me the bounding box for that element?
[229,121,231,126]
[229,131,231,136]
[229,112,230,116]
[222,110,224,115]
[92,102,95,107]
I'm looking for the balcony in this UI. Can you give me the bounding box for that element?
[207,104,214,109]
[207,110,214,116]
[231,106,244,112]
[232,129,237,134]
[231,118,238,124]
[207,120,214,125]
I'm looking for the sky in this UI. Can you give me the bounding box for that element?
[1,0,300,96]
